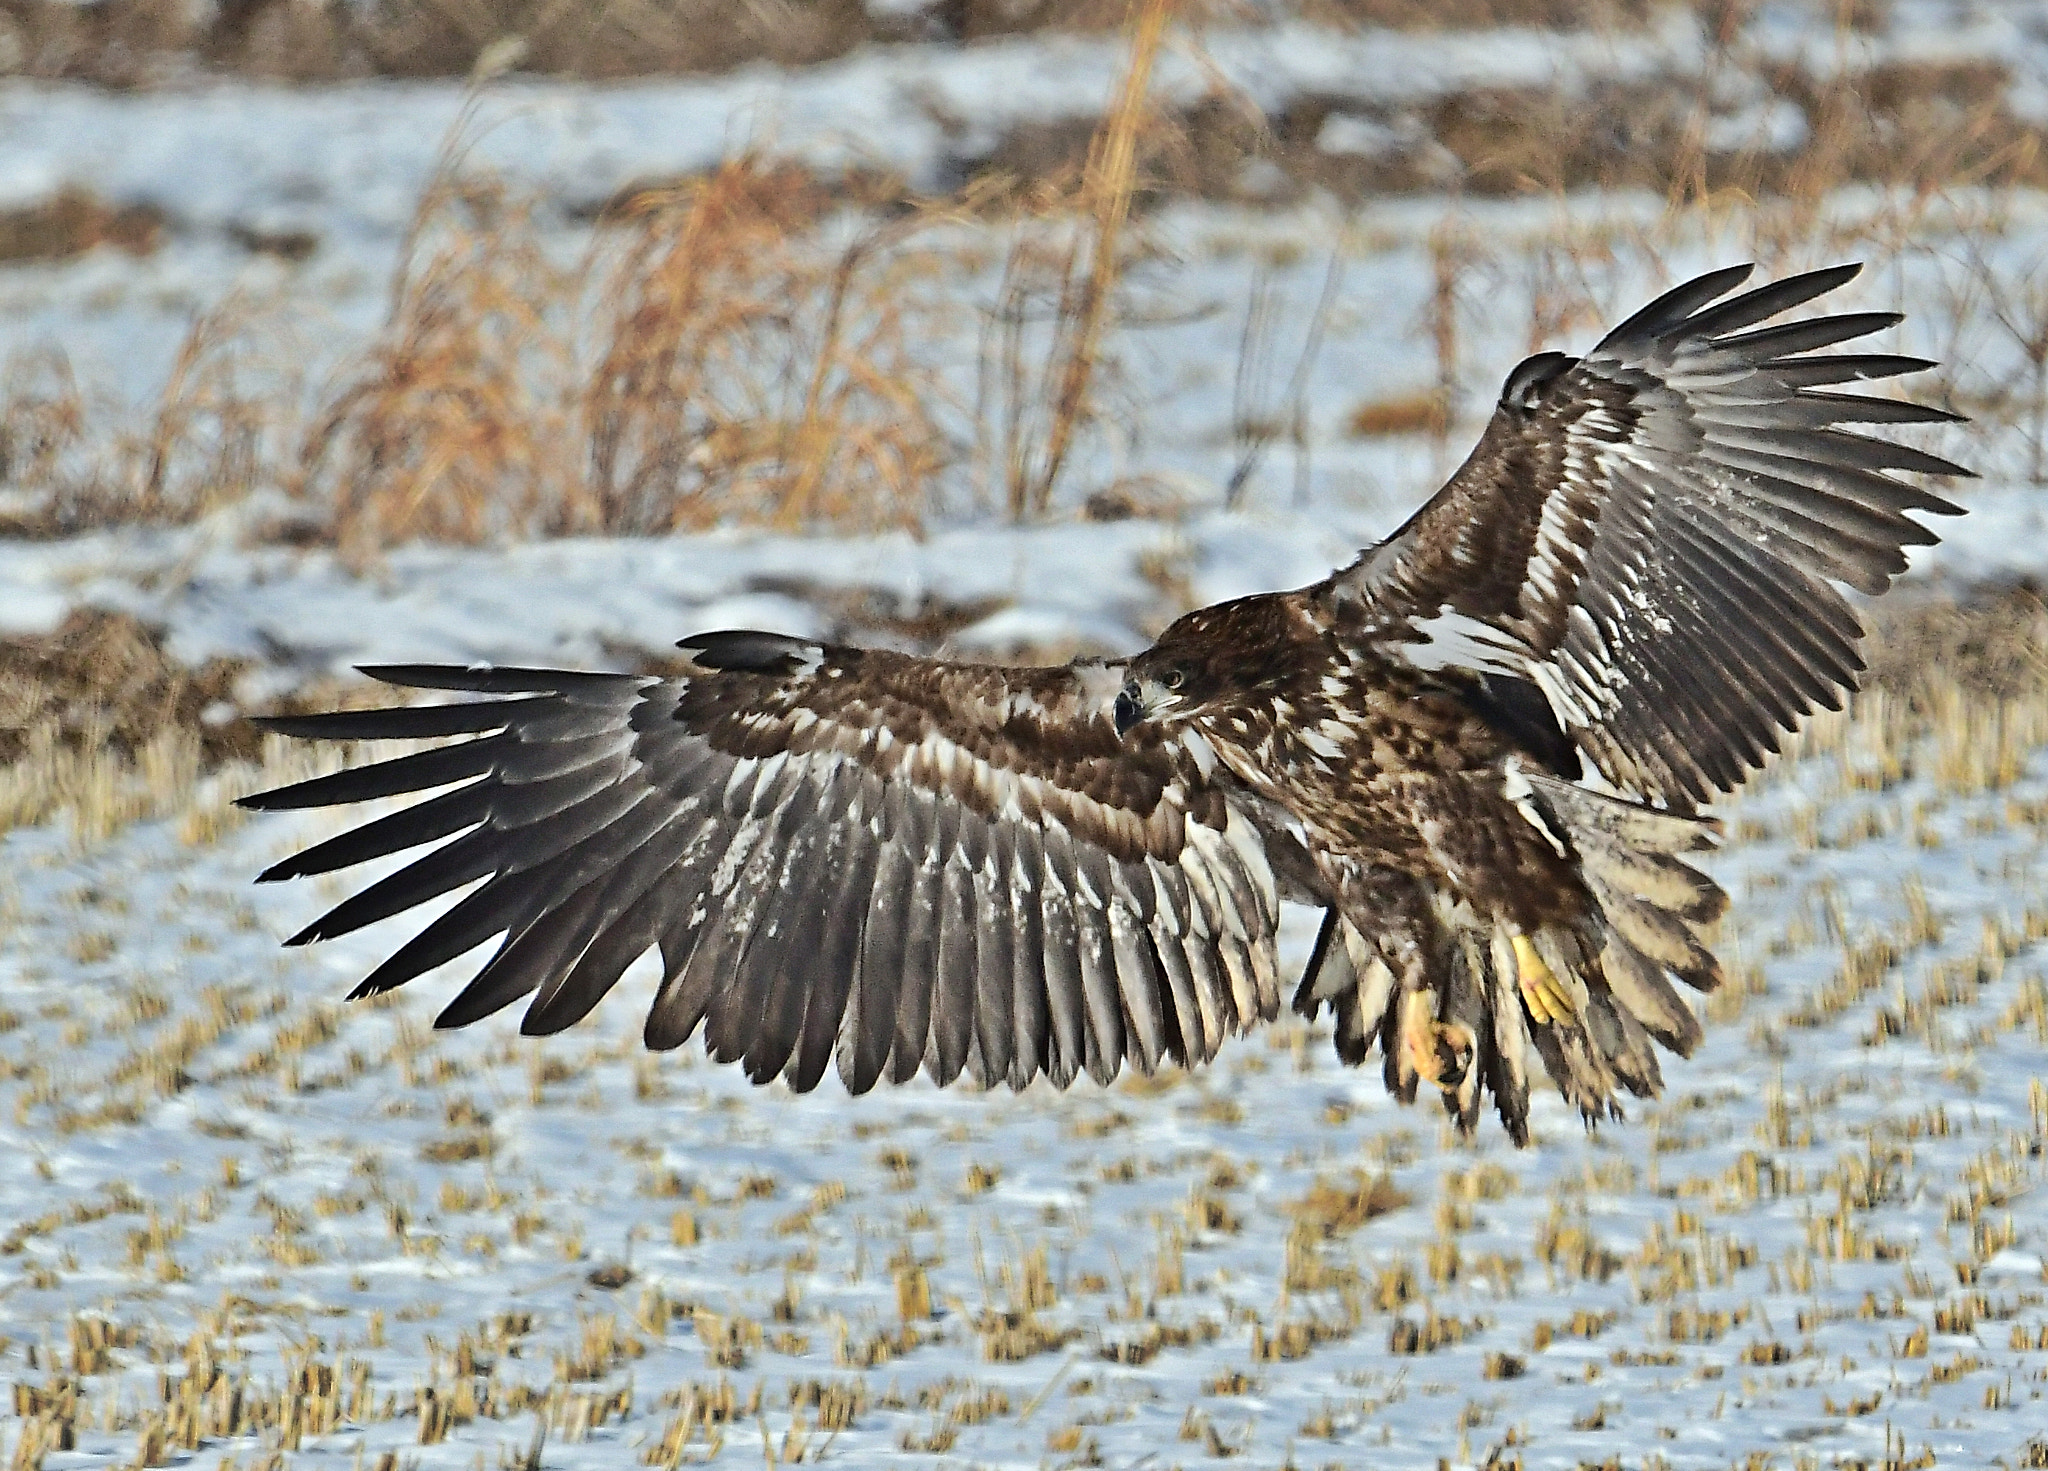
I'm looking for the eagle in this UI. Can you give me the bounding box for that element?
[243,263,1966,1144]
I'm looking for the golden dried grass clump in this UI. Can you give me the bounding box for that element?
[303,177,580,554]
[585,161,948,535]
[0,349,86,509]
[0,294,292,536]
[304,156,953,555]
[135,293,297,524]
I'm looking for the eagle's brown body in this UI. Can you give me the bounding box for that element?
[1149,591,1578,913]
[243,264,1967,1144]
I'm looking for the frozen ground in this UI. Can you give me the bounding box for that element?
[3,493,2048,1471]
[2,569,2047,1470]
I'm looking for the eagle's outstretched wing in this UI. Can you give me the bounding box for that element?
[239,635,1283,1093]
[1331,262,1969,809]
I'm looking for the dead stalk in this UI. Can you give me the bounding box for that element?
[1426,222,1471,474]
[1018,0,1173,520]
[1226,246,1344,510]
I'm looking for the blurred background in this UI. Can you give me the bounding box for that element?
[0,0,2025,557]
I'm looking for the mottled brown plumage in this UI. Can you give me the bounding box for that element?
[242,264,1968,1143]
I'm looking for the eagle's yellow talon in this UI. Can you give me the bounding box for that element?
[1512,933,1573,1025]
[1432,1021,1476,1090]
[1400,990,1475,1090]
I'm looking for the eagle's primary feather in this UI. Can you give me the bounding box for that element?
[242,263,1967,1143]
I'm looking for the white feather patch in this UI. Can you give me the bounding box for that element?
[1401,607,1528,677]
[1300,724,1343,761]
[1502,756,1570,858]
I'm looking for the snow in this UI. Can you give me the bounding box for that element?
[0,512,1363,678]
[2,614,2047,1468]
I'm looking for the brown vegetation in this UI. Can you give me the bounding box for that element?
[1345,389,1448,439]
[0,608,370,840]
[0,188,162,265]
[1,0,1195,545]
[0,0,1164,85]
[1,156,969,547]
[1862,584,2048,715]
[0,609,257,767]
[0,609,330,841]
[953,51,2048,213]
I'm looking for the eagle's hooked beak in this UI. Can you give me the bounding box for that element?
[1113,682,1146,737]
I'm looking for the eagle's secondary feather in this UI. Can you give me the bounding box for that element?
[242,263,1966,1138]
[243,654,1286,1093]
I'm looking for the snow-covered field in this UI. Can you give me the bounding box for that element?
[5,1,2048,1466]
[4,601,2048,1470]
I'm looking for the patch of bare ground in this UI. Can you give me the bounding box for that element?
[1297,0,1660,26]
[1762,583,2048,805]
[0,188,164,266]
[1861,583,2048,716]
[613,585,1015,676]
[0,609,358,840]
[746,580,1012,650]
[957,54,2046,212]
[0,609,256,768]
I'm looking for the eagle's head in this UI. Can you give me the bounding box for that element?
[1113,659,1192,736]
[1114,597,1291,737]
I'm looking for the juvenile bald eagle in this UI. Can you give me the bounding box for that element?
[244,264,1966,1143]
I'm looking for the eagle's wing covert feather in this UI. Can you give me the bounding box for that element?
[238,640,1284,1093]
[1330,262,1969,808]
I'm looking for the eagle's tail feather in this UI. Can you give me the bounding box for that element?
[1292,908,1396,1067]
[1508,776,1727,1130]
[1292,777,1727,1145]
[1483,931,1533,1146]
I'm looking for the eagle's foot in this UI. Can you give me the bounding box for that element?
[1431,1022,1476,1090]
[1512,933,1574,1026]
[1400,989,1475,1091]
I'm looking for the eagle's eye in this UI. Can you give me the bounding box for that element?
[1162,668,1187,692]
